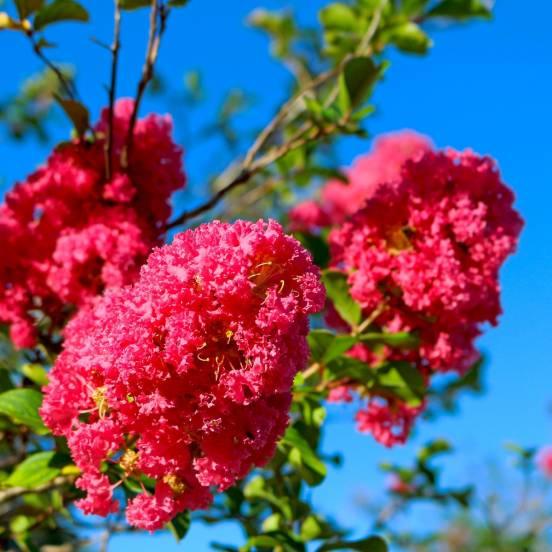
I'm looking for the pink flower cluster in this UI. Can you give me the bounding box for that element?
[537,447,552,478]
[297,132,523,446]
[41,220,325,530]
[0,99,185,348]
[289,131,432,232]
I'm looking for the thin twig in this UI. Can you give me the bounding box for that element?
[0,475,76,505]
[26,31,76,100]
[168,4,385,229]
[122,0,169,167]
[106,0,122,180]
[167,123,332,228]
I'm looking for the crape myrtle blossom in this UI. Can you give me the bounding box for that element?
[537,447,552,479]
[0,99,185,348]
[41,219,325,531]
[289,131,432,232]
[326,144,523,447]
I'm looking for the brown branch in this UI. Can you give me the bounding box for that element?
[122,0,169,168]
[167,4,385,230]
[167,123,334,229]
[105,0,123,180]
[26,31,76,100]
[0,475,76,505]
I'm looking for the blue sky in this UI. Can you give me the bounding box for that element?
[1,0,552,549]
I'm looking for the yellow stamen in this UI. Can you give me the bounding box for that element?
[163,474,186,495]
[120,449,139,476]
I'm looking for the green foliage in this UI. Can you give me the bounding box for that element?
[317,536,388,551]
[33,0,88,31]
[5,451,60,488]
[13,0,44,19]
[427,0,492,20]
[167,511,191,542]
[381,21,432,54]
[54,96,89,137]
[0,388,48,434]
[338,56,379,112]
[322,270,362,327]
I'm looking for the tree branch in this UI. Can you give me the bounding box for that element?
[105,0,123,180]
[0,475,76,505]
[26,31,76,100]
[122,0,169,167]
[167,4,384,230]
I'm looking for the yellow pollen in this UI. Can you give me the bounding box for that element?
[278,279,285,294]
[225,330,233,343]
[91,386,109,418]
[163,474,186,495]
[120,449,139,476]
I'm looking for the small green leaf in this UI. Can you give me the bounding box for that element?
[417,439,452,462]
[319,3,358,31]
[21,363,49,386]
[326,356,373,384]
[168,0,190,6]
[322,270,362,327]
[6,451,60,488]
[301,515,322,541]
[54,96,89,137]
[308,330,358,364]
[120,0,151,9]
[359,331,419,349]
[318,535,388,551]
[0,388,49,434]
[167,511,190,542]
[14,0,44,19]
[34,0,89,31]
[283,427,327,486]
[339,56,378,113]
[427,0,492,20]
[383,22,432,54]
[376,362,425,406]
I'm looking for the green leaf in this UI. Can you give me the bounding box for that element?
[245,532,305,552]
[167,511,190,542]
[401,0,429,17]
[427,0,492,20]
[5,452,60,488]
[283,427,327,486]
[301,515,322,541]
[168,0,190,6]
[21,363,49,386]
[0,388,49,434]
[417,439,452,462]
[243,476,293,519]
[383,22,432,54]
[308,330,357,364]
[359,331,419,349]
[338,56,378,113]
[319,3,358,31]
[34,0,89,31]
[322,270,362,327]
[326,356,373,385]
[376,362,425,406]
[14,0,44,19]
[54,96,89,137]
[120,0,151,9]
[318,535,388,551]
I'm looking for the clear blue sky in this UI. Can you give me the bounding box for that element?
[1,1,551,549]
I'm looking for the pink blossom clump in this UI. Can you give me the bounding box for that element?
[40,219,325,531]
[0,98,185,348]
[289,130,432,232]
[327,148,523,446]
[537,447,552,478]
